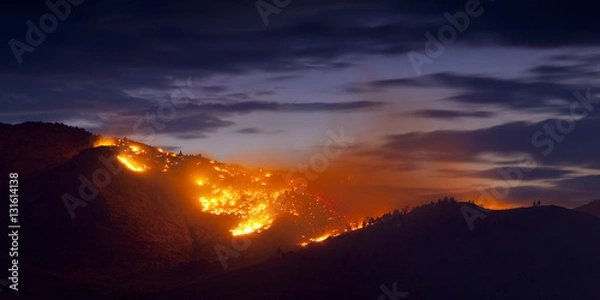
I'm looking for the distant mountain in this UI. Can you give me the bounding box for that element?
[574,200,600,217]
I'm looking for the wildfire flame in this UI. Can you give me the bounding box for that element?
[195,165,287,235]
[117,156,146,172]
[101,136,364,241]
[299,233,336,247]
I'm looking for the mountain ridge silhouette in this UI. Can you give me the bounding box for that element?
[1,122,598,299]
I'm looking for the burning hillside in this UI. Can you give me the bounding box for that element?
[93,136,363,245]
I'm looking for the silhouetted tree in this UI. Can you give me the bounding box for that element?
[401,205,410,215]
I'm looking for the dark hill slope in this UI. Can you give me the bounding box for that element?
[0,122,96,178]
[159,202,600,300]
[20,145,226,269]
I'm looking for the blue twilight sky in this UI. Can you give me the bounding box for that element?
[1,0,599,211]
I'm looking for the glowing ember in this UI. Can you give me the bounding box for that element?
[300,232,338,246]
[117,156,146,172]
[231,216,273,236]
[311,234,331,242]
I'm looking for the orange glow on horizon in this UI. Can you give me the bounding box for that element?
[474,200,519,210]
[94,136,117,147]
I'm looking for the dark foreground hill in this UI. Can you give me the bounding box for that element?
[574,199,600,217]
[5,200,599,299]
[153,202,600,300]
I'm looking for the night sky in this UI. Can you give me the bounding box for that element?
[1,0,599,211]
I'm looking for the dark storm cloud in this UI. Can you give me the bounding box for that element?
[83,99,384,137]
[365,72,585,111]
[226,92,250,100]
[474,167,573,181]
[1,1,400,73]
[188,100,385,114]
[94,110,236,138]
[3,0,598,73]
[235,127,282,135]
[410,109,494,119]
[434,167,574,181]
[255,90,276,96]
[528,65,584,77]
[1,0,599,136]
[153,114,236,136]
[371,115,600,170]
[236,127,262,134]
[527,54,600,81]
[554,175,600,193]
[0,79,151,119]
